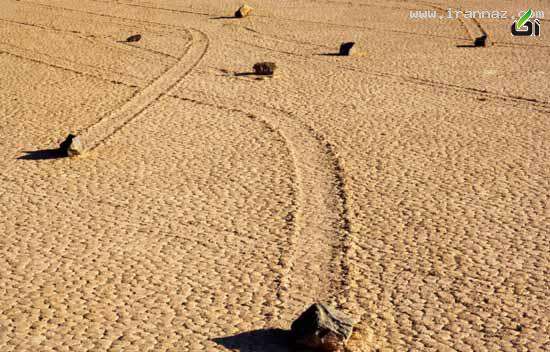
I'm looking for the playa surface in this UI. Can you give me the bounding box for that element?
[1,0,549,350]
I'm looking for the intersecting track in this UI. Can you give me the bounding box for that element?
[20,0,523,109]
[77,29,209,151]
[161,89,355,323]
[13,0,357,324]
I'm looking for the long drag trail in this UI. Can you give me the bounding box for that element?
[79,29,209,152]
[163,90,355,323]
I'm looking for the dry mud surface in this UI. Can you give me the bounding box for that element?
[1,0,549,351]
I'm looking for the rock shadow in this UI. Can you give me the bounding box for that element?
[210,16,239,20]
[234,71,257,76]
[212,328,296,352]
[317,52,343,56]
[232,72,272,80]
[18,148,66,160]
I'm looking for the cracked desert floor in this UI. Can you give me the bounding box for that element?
[1,0,549,351]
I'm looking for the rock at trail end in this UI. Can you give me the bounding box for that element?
[339,42,365,56]
[235,4,253,18]
[253,62,276,75]
[291,303,356,352]
[59,134,84,157]
[339,42,356,56]
[474,35,487,47]
[126,34,142,42]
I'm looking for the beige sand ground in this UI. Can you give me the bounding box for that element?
[1,0,549,351]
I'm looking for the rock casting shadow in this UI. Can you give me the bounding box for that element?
[213,328,297,352]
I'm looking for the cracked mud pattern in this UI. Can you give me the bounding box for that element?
[1,0,549,351]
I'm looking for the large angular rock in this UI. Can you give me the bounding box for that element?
[291,303,355,352]
[235,4,253,18]
[59,134,84,157]
[253,62,276,75]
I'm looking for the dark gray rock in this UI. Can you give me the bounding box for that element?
[339,42,355,56]
[126,34,142,43]
[291,303,355,352]
[474,35,487,47]
[59,134,84,157]
[253,62,276,75]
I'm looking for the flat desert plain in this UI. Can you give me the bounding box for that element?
[1,0,549,351]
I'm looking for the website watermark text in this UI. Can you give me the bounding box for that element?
[409,9,544,20]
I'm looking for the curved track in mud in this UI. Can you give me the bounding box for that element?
[162,89,354,321]
[77,29,209,151]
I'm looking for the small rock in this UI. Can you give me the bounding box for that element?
[339,42,355,56]
[291,303,356,352]
[253,62,276,75]
[126,34,142,42]
[474,35,487,47]
[235,4,253,18]
[59,134,84,157]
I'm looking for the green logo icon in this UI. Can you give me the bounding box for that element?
[516,9,532,30]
